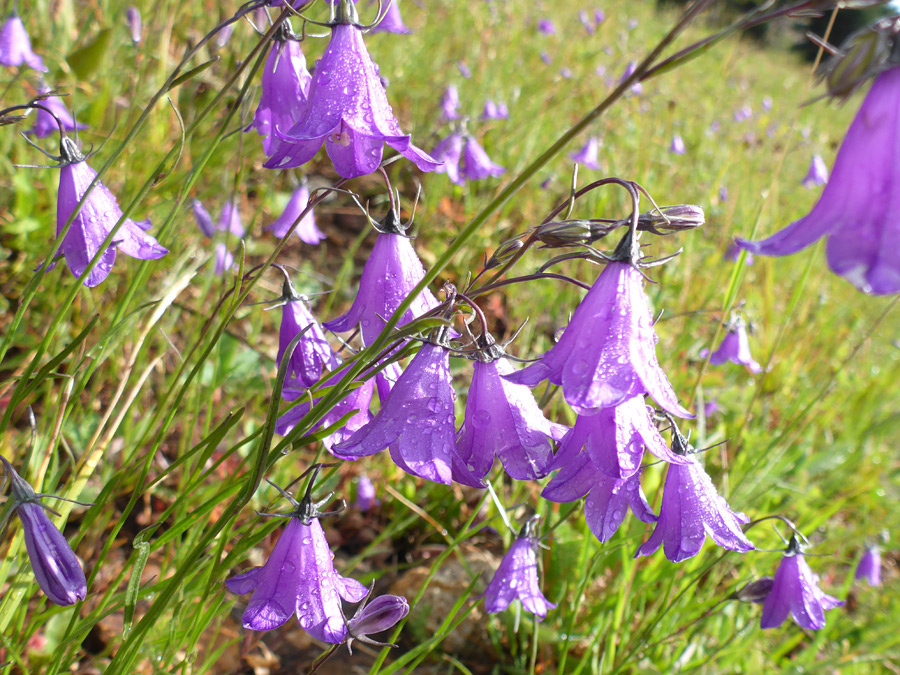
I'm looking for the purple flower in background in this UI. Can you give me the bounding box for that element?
[724,242,753,265]
[345,591,409,652]
[855,546,881,587]
[0,13,47,71]
[481,99,509,121]
[635,432,753,562]
[355,474,377,511]
[540,51,552,65]
[458,60,471,78]
[370,0,411,35]
[760,537,843,630]
[537,18,556,35]
[333,343,466,486]
[455,348,567,482]
[215,22,234,48]
[579,10,595,34]
[462,136,505,181]
[762,95,773,112]
[802,154,829,189]
[620,61,642,95]
[266,183,325,244]
[440,85,460,121]
[1,456,87,606]
[325,231,440,346]
[431,132,464,186]
[214,244,234,275]
[569,136,602,170]
[266,13,438,178]
[28,88,87,139]
[225,475,368,640]
[219,201,244,237]
[627,18,638,30]
[253,30,312,157]
[192,200,215,237]
[738,66,900,294]
[719,185,729,202]
[54,138,167,287]
[560,67,573,79]
[275,274,341,387]
[733,105,752,122]
[277,367,374,450]
[595,9,606,24]
[669,134,686,155]
[708,317,762,373]
[505,261,692,418]
[126,6,142,43]
[703,398,719,417]
[483,518,556,620]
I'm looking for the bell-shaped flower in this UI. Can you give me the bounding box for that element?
[481,100,509,121]
[354,473,377,512]
[431,132,464,186]
[28,88,87,139]
[252,26,312,157]
[569,136,602,170]
[669,134,686,155]
[738,65,900,294]
[54,138,167,287]
[537,19,556,35]
[333,343,477,486]
[277,366,374,450]
[214,243,234,276]
[542,444,656,543]
[483,518,556,620]
[1,456,87,606]
[802,154,829,189]
[126,7,142,43]
[324,231,440,346]
[620,61,642,95]
[275,275,341,388]
[760,536,843,630]
[635,431,753,562]
[440,84,460,121]
[265,5,438,178]
[461,136,505,181]
[225,475,368,640]
[505,260,691,418]
[0,13,47,71]
[266,183,325,244]
[370,0,411,34]
[455,347,567,482]
[217,200,244,237]
[192,199,215,237]
[708,317,761,373]
[854,546,881,587]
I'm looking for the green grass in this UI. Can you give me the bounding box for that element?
[0,0,897,673]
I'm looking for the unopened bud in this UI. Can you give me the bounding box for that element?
[485,238,525,268]
[535,220,595,247]
[818,16,900,101]
[635,204,705,233]
[730,577,774,604]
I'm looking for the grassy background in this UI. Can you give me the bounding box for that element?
[0,0,897,672]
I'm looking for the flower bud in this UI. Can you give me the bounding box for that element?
[534,220,595,247]
[485,238,525,268]
[126,7,142,44]
[818,16,900,101]
[348,594,409,638]
[635,204,705,234]
[731,577,774,604]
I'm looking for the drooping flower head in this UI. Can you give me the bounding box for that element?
[193,199,245,238]
[266,182,325,244]
[454,335,567,483]
[669,134,686,155]
[760,534,843,630]
[483,517,556,620]
[481,100,509,121]
[0,456,87,606]
[354,473,377,512]
[28,88,87,139]
[0,13,48,71]
[370,0,411,34]
[569,136,602,170]
[214,243,234,276]
[505,234,692,418]
[537,18,556,35]
[855,545,881,587]
[707,314,762,373]
[635,423,753,562]
[265,0,439,178]
[431,131,464,186]
[440,84,460,121]
[225,467,368,641]
[252,21,312,157]
[802,153,829,189]
[126,6,142,43]
[53,137,168,287]
[737,59,900,294]
[461,135,505,181]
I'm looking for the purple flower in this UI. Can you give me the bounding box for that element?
[627,18,638,30]
[354,474,377,511]
[719,185,729,202]
[635,444,753,562]
[253,30,312,157]
[217,200,245,237]
[346,592,409,651]
[214,243,234,275]
[579,10,595,35]
[724,242,753,265]
[738,66,900,294]
[733,577,775,603]
[370,0,411,34]
[265,16,439,178]
[569,136,602,170]
[457,60,471,78]
[855,546,881,587]
[55,139,167,287]
[440,85,460,121]
[277,366,374,450]
[431,132,464,186]
[594,9,606,24]
[505,261,692,418]
[483,519,556,620]
[669,134,686,155]
[28,89,87,139]
[324,232,440,347]
[455,352,567,482]
[537,18,556,35]
[760,539,843,630]
[708,318,762,373]
[703,398,719,417]
[333,343,465,486]
[733,105,752,122]
[0,13,47,71]
[762,95,773,112]
[225,478,368,640]
[215,22,234,48]
[540,51,552,65]
[1,457,87,606]
[266,184,325,244]
[481,99,509,121]
[620,61,642,95]
[276,276,341,388]
[802,154,829,189]
[462,136,505,181]
[192,199,215,237]
[126,6,142,43]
